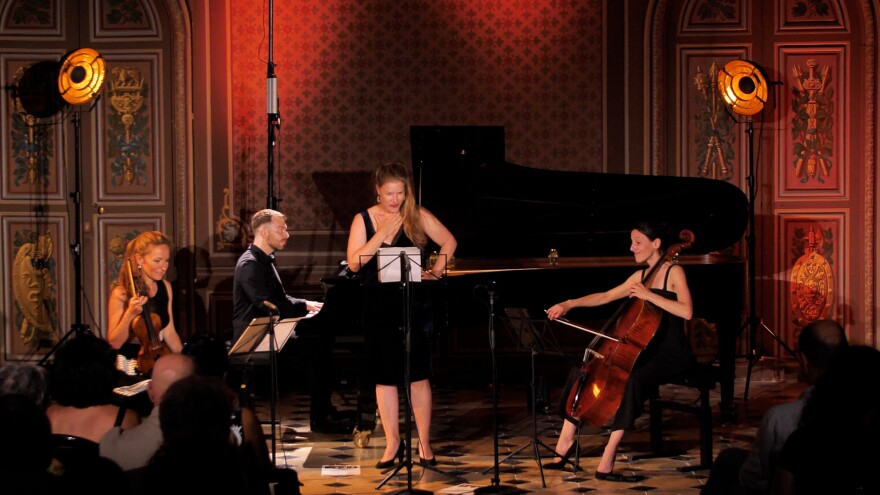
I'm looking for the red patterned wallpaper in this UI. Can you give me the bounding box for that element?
[228,0,603,230]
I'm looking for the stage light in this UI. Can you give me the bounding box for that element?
[717,60,768,116]
[58,47,106,106]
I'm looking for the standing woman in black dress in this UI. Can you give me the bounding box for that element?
[346,162,456,468]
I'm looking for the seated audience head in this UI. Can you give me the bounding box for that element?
[49,333,119,407]
[147,353,195,406]
[182,333,230,379]
[796,318,848,384]
[0,393,53,475]
[0,361,50,410]
[159,375,235,448]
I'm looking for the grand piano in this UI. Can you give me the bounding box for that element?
[410,126,748,414]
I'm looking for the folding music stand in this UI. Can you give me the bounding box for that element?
[489,308,564,487]
[229,315,300,466]
[370,250,445,494]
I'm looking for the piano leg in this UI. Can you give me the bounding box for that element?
[717,317,738,422]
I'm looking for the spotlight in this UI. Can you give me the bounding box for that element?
[717,60,768,116]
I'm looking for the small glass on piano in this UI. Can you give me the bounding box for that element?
[549,248,559,266]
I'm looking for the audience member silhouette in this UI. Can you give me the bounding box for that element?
[0,361,50,410]
[183,333,302,494]
[142,375,261,495]
[772,345,880,495]
[100,353,196,470]
[0,393,58,494]
[46,333,140,443]
[701,319,848,495]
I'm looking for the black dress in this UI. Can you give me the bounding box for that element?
[611,267,695,430]
[357,211,432,386]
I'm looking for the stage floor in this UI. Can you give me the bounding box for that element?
[258,358,800,494]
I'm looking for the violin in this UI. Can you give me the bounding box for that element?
[126,258,170,376]
[561,229,694,428]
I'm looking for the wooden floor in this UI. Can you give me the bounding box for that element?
[259,358,800,495]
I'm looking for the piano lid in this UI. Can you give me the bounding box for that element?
[414,158,748,259]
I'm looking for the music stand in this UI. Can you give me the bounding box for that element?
[229,314,300,466]
[369,250,437,494]
[473,285,525,495]
[488,308,563,487]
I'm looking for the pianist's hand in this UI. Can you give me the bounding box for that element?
[306,300,324,313]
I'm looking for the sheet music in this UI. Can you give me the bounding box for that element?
[377,247,422,283]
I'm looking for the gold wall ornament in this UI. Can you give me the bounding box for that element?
[790,227,834,325]
[791,59,833,183]
[11,66,55,188]
[215,188,247,251]
[694,63,734,180]
[12,233,57,348]
[109,66,146,185]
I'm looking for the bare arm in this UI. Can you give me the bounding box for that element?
[627,264,693,320]
[546,271,641,320]
[346,211,403,273]
[419,207,457,279]
[107,285,145,349]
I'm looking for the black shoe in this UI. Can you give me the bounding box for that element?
[543,443,579,471]
[376,441,406,470]
[595,471,644,483]
[310,415,355,434]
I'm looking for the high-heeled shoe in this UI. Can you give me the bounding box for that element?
[595,471,643,483]
[542,443,578,471]
[375,441,405,469]
[417,441,437,466]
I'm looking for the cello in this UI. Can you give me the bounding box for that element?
[560,229,694,428]
[126,258,170,376]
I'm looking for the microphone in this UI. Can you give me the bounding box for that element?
[262,300,279,313]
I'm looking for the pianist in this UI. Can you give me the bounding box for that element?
[232,208,353,434]
[346,162,456,468]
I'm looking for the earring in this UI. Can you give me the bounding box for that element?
[138,264,142,269]
[376,195,381,203]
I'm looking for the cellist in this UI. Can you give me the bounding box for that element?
[544,221,696,482]
[107,230,182,375]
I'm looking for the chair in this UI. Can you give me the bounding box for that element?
[634,362,717,470]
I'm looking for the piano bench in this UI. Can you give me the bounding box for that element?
[635,362,717,471]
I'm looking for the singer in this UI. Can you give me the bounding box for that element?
[346,162,457,467]
[232,209,354,433]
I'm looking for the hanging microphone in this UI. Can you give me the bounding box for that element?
[262,300,279,313]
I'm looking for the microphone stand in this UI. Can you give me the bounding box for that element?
[266,306,279,466]
[474,284,523,495]
[265,0,279,210]
[377,252,431,494]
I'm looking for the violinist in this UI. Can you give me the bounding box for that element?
[107,231,183,375]
[544,221,696,482]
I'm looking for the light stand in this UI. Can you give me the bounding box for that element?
[266,0,279,210]
[33,48,106,365]
[739,119,796,401]
[39,110,91,366]
[716,60,796,402]
[376,252,431,495]
[474,284,523,495]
